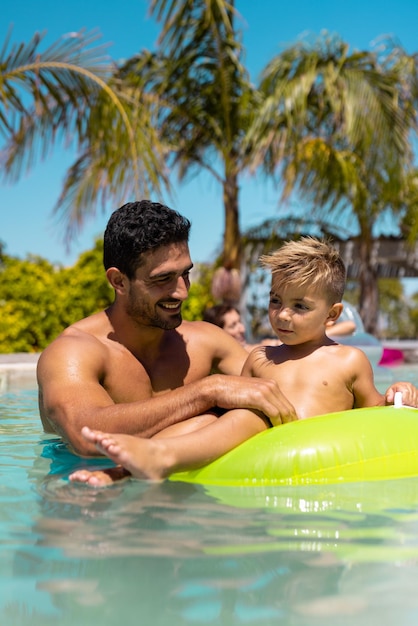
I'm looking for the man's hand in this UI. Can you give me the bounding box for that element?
[385,382,418,408]
[210,374,298,424]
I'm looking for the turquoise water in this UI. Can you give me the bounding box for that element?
[3,378,418,625]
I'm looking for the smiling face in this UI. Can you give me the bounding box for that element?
[124,242,193,330]
[268,279,341,346]
[222,309,247,345]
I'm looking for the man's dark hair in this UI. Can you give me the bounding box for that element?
[103,200,191,278]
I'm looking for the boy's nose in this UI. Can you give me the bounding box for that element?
[277,307,291,321]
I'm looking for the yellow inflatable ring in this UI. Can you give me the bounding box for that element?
[170,406,418,486]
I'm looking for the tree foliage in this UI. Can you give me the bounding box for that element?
[116,0,255,270]
[1,6,418,334]
[246,34,418,332]
[0,239,113,353]
[0,235,417,353]
[0,27,166,242]
[0,238,216,352]
[181,263,214,321]
[373,278,418,339]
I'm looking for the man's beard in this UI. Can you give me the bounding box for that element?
[126,297,182,330]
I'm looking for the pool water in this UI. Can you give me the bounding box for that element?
[3,378,418,626]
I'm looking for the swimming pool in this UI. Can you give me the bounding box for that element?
[3,377,418,625]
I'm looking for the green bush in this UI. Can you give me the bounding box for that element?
[0,239,113,353]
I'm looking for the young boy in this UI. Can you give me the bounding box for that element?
[70,237,417,485]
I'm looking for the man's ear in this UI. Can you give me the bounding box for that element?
[106,267,128,294]
[326,302,343,326]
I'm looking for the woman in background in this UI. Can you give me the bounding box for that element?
[203,305,248,347]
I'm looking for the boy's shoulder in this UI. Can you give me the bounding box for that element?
[324,341,372,366]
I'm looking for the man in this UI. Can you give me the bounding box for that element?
[37,200,296,457]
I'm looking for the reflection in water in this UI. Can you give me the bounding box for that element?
[3,390,418,625]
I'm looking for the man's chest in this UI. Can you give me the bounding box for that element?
[102,345,212,401]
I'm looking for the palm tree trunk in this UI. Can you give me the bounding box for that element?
[222,172,241,270]
[358,238,380,335]
[211,172,242,305]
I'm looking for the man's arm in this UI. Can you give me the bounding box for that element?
[37,336,230,456]
[37,332,296,456]
[195,323,297,423]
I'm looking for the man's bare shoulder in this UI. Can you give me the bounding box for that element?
[179,320,247,351]
[179,319,231,339]
[179,319,223,334]
[178,320,248,375]
[37,311,112,373]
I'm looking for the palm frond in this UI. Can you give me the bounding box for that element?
[150,0,237,52]
[0,27,168,239]
[0,28,112,142]
[49,83,170,242]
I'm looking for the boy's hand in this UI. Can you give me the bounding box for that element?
[385,382,418,408]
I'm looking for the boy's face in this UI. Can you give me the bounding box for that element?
[268,280,340,345]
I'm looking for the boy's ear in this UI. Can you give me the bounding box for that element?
[326,302,343,325]
[106,267,128,294]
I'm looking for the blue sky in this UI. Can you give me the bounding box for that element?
[2,0,418,269]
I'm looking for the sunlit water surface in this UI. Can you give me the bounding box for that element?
[2,365,418,625]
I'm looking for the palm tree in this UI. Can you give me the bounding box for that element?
[118,0,255,291]
[2,3,253,271]
[2,1,262,304]
[2,7,417,331]
[245,34,418,333]
[0,27,166,242]
[119,5,418,322]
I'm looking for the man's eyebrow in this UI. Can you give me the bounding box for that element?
[150,263,194,279]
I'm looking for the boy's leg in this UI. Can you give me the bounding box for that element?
[69,408,269,486]
[152,410,220,438]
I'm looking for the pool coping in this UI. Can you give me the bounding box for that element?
[0,353,40,392]
[0,342,417,393]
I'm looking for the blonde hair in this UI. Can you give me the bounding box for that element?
[260,237,346,303]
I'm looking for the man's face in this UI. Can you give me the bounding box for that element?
[126,242,193,330]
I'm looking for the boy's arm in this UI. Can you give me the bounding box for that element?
[240,346,267,376]
[349,348,385,408]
